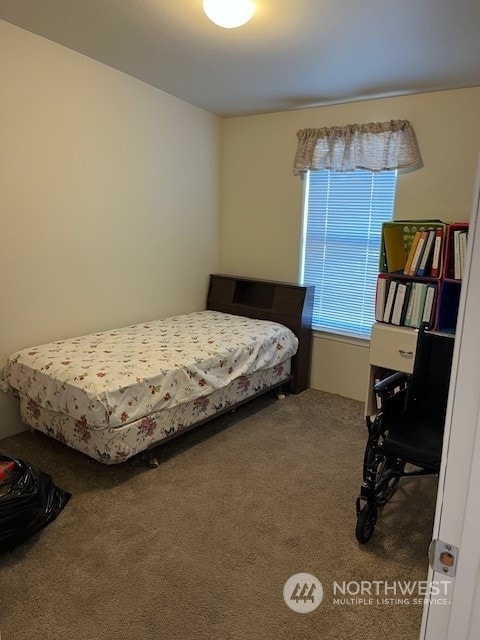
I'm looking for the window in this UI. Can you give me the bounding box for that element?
[300,169,397,339]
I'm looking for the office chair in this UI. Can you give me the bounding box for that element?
[355,323,455,543]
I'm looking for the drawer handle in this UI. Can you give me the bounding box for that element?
[399,349,413,358]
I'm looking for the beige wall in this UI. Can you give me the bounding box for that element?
[2,19,479,436]
[221,88,480,401]
[0,21,221,437]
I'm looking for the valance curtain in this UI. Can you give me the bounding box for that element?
[293,119,423,175]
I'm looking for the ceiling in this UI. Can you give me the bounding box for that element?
[1,0,480,117]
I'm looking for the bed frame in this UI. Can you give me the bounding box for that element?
[14,274,313,464]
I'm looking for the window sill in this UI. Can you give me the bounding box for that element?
[312,328,370,348]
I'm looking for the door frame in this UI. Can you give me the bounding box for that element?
[421,157,480,639]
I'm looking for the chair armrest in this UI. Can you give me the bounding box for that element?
[373,371,409,396]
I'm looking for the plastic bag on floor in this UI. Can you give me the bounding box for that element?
[0,451,71,553]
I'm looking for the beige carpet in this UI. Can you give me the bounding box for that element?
[0,389,437,640]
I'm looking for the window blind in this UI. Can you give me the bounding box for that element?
[301,169,397,338]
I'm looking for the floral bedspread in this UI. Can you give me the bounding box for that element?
[1,311,298,429]
[18,363,290,464]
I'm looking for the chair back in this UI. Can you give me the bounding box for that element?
[409,327,455,425]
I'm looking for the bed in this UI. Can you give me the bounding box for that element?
[1,275,314,464]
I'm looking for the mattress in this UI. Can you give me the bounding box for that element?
[1,311,298,461]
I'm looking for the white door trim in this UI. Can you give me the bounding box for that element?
[421,156,480,640]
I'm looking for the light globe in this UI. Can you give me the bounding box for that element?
[203,0,255,29]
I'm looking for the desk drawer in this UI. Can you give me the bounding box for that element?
[369,323,418,373]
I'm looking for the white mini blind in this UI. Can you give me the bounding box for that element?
[301,169,397,338]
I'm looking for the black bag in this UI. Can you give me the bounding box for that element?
[0,451,71,553]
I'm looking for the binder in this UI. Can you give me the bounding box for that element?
[430,228,443,277]
[411,283,428,328]
[383,280,398,323]
[459,231,468,279]
[416,229,436,277]
[407,230,427,276]
[403,282,417,327]
[375,274,390,322]
[453,230,462,279]
[391,282,411,326]
[383,226,407,273]
[422,283,437,327]
[403,231,421,276]
[404,282,428,328]
[400,282,412,325]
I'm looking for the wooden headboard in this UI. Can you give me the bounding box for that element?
[206,274,314,394]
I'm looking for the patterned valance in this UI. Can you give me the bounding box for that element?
[293,119,423,175]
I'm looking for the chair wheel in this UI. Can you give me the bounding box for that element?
[375,457,404,506]
[356,503,377,544]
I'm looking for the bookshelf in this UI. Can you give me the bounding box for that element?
[365,220,468,417]
[377,220,446,330]
[375,220,468,333]
[438,222,469,333]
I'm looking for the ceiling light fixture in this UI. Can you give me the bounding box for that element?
[203,0,255,29]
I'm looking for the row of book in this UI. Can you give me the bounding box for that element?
[375,276,436,328]
[403,228,443,278]
[450,229,468,280]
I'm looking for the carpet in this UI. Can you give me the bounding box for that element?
[0,389,437,639]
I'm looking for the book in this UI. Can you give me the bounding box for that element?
[403,231,421,276]
[416,229,436,277]
[400,282,413,325]
[459,231,468,280]
[403,282,417,327]
[411,282,428,328]
[375,274,389,322]
[430,228,443,277]
[390,282,408,325]
[453,230,462,279]
[405,282,428,328]
[383,280,398,323]
[407,230,428,276]
[422,284,437,327]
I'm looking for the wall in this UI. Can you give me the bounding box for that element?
[0,20,221,437]
[221,88,480,401]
